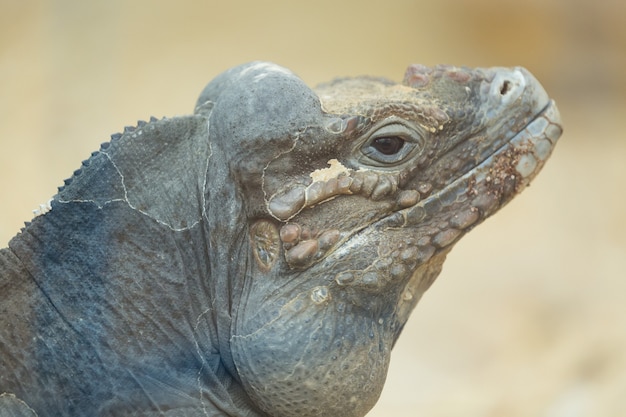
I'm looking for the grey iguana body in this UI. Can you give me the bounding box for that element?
[0,62,562,417]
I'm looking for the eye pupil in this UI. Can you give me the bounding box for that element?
[373,136,404,155]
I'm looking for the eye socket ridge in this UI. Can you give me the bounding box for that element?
[361,121,422,165]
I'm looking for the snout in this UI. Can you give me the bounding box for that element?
[487,67,551,118]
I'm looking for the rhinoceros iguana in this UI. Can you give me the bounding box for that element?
[0,62,562,417]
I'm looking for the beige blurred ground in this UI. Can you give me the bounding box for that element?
[1,0,624,416]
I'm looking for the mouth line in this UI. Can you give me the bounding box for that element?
[383,99,560,228]
[429,99,554,197]
[441,98,555,185]
[322,99,561,264]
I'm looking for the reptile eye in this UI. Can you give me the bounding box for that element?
[360,122,422,166]
[372,136,405,155]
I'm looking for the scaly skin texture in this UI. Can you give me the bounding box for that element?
[0,62,562,417]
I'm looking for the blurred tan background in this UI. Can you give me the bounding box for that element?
[1,0,624,416]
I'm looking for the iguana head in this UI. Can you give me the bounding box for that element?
[200,62,562,416]
[1,61,560,417]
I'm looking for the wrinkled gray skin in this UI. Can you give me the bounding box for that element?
[0,62,562,417]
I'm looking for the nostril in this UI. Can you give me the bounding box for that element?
[500,80,511,96]
[490,69,527,104]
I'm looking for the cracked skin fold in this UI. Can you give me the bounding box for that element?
[0,61,562,417]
